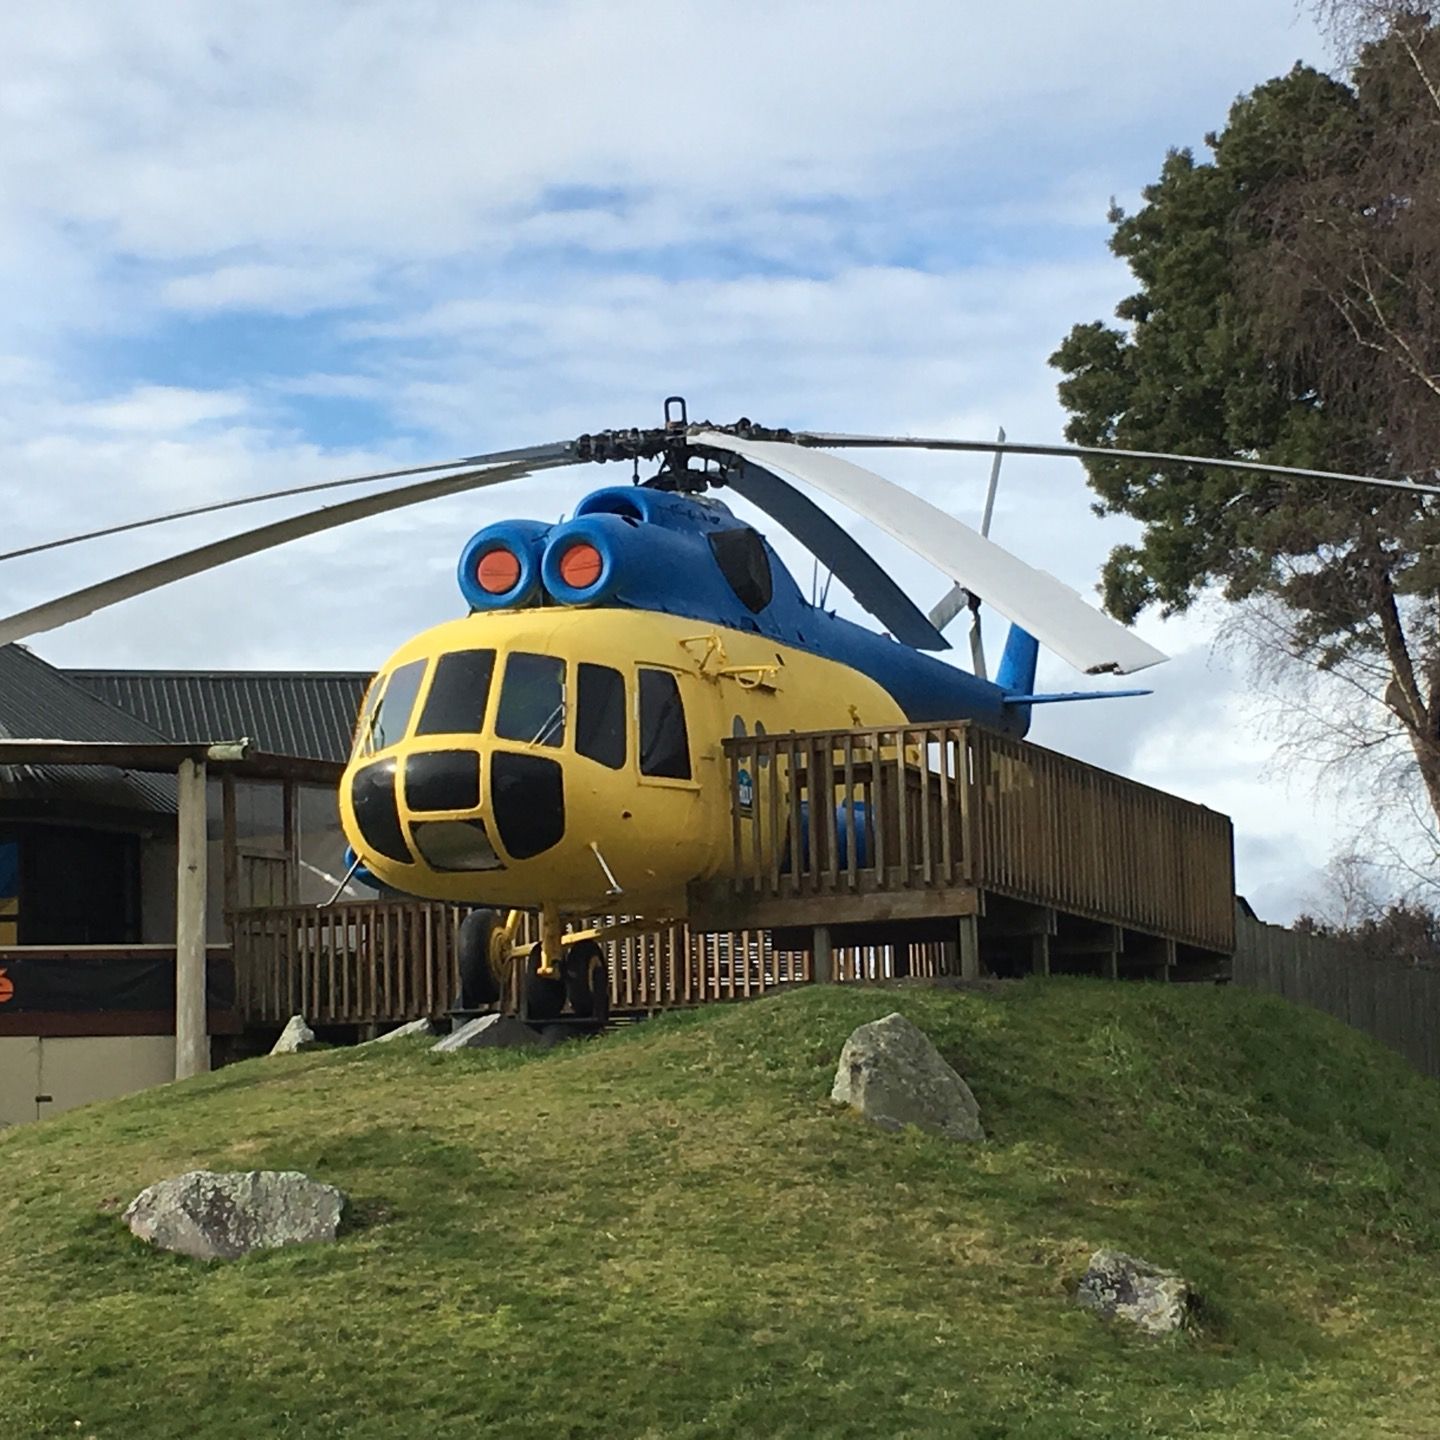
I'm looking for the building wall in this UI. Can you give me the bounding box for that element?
[137,780,350,941]
[0,1034,180,1128]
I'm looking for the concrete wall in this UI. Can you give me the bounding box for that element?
[0,1034,181,1128]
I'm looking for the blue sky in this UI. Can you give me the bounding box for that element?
[0,0,1364,919]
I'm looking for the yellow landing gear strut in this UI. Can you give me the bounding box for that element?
[498,905,672,1026]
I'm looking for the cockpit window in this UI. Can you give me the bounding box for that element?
[352,678,382,759]
[367,659,427,752]
[709,527,773,613]
[495,652,566,747]
[576,663,626,769]
[416,649,496,735]
[639,669,691,779]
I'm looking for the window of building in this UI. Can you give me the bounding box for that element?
[639,669,691,780]
[575,663,626,769]
[495,653,566,747]
[416,649,496,735]
[368,658,427,751]
[0,837,18,946]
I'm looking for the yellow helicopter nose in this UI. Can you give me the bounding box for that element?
[337,610,723,916]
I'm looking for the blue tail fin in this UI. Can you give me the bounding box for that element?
[996,624,1039,695]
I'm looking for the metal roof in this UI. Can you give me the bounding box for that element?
[0,645,176,813]
[66,669,371,765]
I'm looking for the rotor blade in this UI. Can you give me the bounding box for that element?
[0,447,579,647]
[0,442,569,565]
[692,430,1166,676]
[723,457,950,651]
[786,432,1440,498]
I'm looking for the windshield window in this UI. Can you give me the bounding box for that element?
[495,652,566,747]
[368,659,427,752]
[352,679,382,759]
[576,663,626,769]
[416,649,496,735]
[639,669,691,779]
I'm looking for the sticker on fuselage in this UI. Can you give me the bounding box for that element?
[736,768,754,817]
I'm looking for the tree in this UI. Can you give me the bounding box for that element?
[1050,11,1440,838]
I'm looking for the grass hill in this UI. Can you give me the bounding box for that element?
[3,980,1440,1439]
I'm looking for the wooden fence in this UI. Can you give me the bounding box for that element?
[230,901,974,1027]
[1231,909,1440,1079]
[721,723,1235,953]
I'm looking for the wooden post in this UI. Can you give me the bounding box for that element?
[1031,932,1051,977]
[282,779,298,904]
[175,757,210,1080]
[221,773,238,917]
[958,914,981,980]
[813,925,834,984]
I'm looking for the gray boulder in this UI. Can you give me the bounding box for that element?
[1074,1249,1193,1337]
[123,1170,345,1261]
[831,1011,983,1141]
[270,1014,319,1055]
[365,1017,438,1045]
[431,1014,540,1052]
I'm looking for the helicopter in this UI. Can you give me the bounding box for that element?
[2,398,1435,1022]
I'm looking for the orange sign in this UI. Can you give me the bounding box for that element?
[0,969,12,1005]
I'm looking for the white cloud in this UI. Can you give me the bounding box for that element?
[160,260,381,315]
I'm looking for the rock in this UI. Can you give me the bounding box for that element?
[270,1014,319,1055]
[1074,1249,1193,1337]
[365,1017,438,1045]
[431,1014,540,1052]
[123,1170,345,1261]
[830,1011,983,1142]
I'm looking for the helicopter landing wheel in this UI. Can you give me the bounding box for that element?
[562,940,610,1024]
[521,943,566,1024]
[456,908,503,1009]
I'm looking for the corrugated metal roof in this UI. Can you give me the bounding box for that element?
[67,669,372,765]
[0,645,176,813]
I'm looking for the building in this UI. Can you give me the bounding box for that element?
[0,644,369,1125]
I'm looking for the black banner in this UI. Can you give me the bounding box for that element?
[0,955,235,1014]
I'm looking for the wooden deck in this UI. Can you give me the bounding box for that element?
[692,722,1234,972]
[230,723,1235,1028]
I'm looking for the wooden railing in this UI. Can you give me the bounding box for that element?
[231,902,809,1025]
[232,902,464,1026]
[722,723,1235,954]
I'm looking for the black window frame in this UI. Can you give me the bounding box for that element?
[495,651,567,748]
[368,658,427,751]
[638,668,692,781]
[415,648,497,737]
[575,662,627,770]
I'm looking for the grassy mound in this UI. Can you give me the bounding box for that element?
[3,980,1440,1439]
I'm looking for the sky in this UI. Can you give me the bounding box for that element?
[0,0,1356,921]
